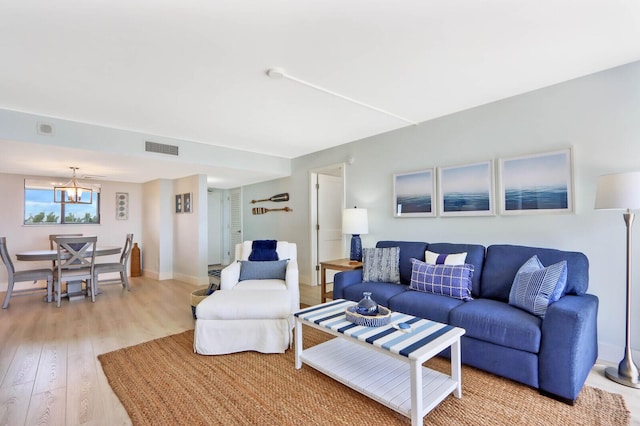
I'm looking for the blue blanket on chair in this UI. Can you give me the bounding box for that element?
[249,240,278,261]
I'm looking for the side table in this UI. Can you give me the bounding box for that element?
[320,258,363,303]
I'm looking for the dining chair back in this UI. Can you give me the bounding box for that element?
[49,234,83,250]
[93,233,133,291]
[1,237,53,309]
[53,236,97,307]
[48,233,83,269]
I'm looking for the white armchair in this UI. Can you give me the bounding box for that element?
[220,241,299,313]
[194,241,300,355]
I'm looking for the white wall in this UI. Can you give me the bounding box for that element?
[172,174,209,285]
[241,60,640,363]
[0,172,143,288]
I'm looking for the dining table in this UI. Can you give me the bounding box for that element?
[16,245,122,301]
[16,246,121,262]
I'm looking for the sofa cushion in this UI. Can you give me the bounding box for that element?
[239,260,287,281]
[426,243,486,296]
[342,282,407,307]
[362,247,400,283]
[509,258,567,318]
[449,299,542,354]
[388,290,464,324]
[376,241,429,284]
[409,258,474,301]
[424,250,467,265]
[481,245,589,301]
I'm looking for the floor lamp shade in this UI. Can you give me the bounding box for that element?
[343,208,368,262]
[595,171,640,388]
[595,172,640,210]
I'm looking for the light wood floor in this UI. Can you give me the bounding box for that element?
[0,279,638,425]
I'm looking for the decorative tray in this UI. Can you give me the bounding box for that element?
[345,305,391,327]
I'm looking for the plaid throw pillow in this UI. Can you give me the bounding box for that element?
[409,258,474,301]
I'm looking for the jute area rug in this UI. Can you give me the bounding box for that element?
[98,327,630,426]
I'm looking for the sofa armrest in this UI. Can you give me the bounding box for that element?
[220,262,241,290]
[333,270,364,299]
[539,294,599,402]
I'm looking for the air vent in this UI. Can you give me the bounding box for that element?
[37,122,54,135]
[145,141,179,156]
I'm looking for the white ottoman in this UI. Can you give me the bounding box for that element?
[194,289,293,355]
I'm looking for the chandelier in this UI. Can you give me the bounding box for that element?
[54,167,93,204]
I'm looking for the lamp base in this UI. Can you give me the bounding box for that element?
[605,366,640,388]
[350,234,362,262]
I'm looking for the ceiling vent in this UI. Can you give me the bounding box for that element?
[145,141,179,156]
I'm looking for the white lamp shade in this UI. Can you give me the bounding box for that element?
[342,208,368,235]
[595,172,640,210]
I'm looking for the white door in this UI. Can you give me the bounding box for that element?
[207,190,222,265]
[228,188,242,263]
[317,174,344,284]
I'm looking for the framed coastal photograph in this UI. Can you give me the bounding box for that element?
[438,160,495,217]
[393,169,436,217]
[499,148,573,215]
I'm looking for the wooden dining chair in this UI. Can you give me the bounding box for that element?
[0,237,53,309]
[93,233,134,291]
[48,233,83,269]
[52,236,97,307]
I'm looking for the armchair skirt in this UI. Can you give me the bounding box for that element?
[194,290,292,355]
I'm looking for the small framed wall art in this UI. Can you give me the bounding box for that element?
[438,160,495,217]
[498,148,573,215]
[116,192,129,220]
[393,169,436,217]
[175,194,182,213]
[183,192,192,213]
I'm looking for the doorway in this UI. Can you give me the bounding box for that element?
[207,189,223,265]
[310,164,345,286]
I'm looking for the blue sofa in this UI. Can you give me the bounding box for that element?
[333,241,598,403]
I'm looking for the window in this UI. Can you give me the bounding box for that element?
[24,179,101,225]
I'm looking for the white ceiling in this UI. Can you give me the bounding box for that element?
[1,0,639,186]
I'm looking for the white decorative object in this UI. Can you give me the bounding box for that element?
[116,192,128,220]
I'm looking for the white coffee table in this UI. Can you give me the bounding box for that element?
[295,299,465,426]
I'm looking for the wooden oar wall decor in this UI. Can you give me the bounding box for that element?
[252,207,293,215]
[251,193,289,204]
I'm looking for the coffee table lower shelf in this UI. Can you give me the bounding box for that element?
[299,337,458,421]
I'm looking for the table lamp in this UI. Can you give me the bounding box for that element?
[342,207,368,263]
[595,171,640,388]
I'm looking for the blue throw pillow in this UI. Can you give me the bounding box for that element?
[239,260,288,281]
[248,240,279,261]
[509,257,567,318]
[409,258,474,301]
[362,247,400,283]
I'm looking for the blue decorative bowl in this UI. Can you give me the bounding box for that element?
[345,305,391,327]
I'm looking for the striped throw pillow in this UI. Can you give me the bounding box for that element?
[508,257,567,318]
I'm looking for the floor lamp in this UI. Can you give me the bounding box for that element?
[595,171,640,388]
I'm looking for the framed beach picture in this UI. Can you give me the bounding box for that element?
[393,169,436,217]
[438,160,495,217]
[499,148,573,215]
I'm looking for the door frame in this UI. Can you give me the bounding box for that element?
[309,163,346,286]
